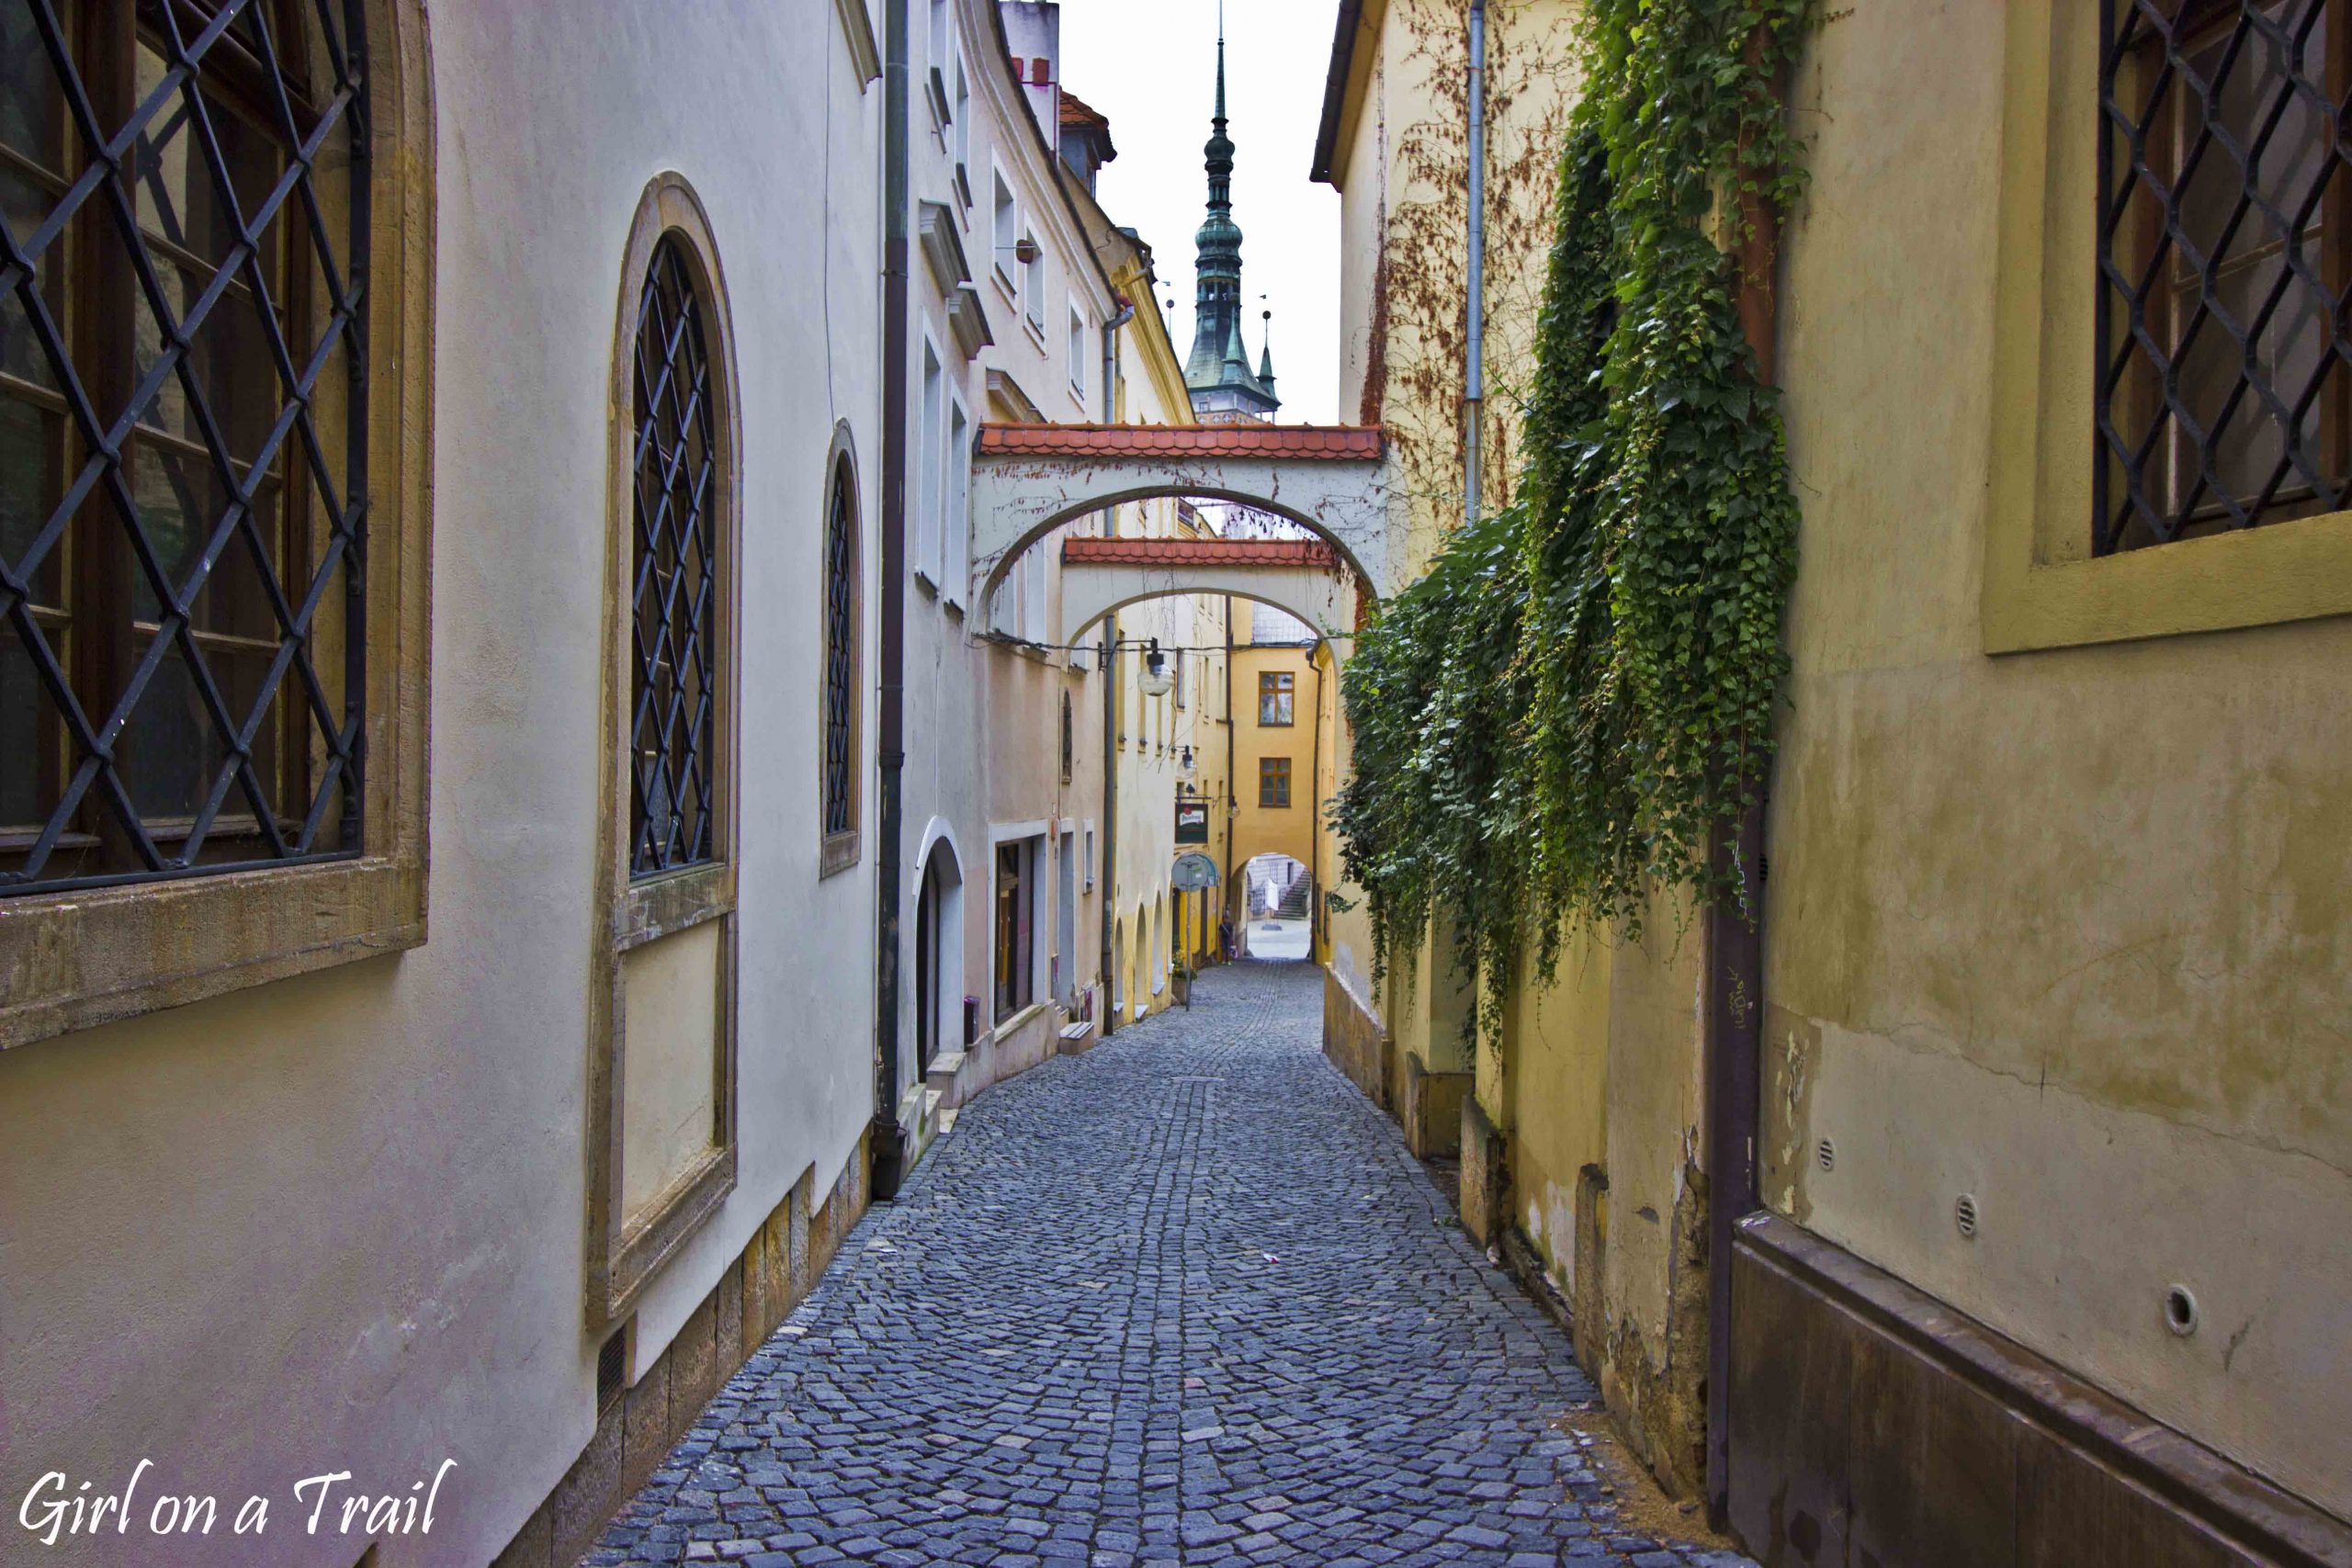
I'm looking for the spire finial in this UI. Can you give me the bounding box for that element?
[1215,5,1227,127]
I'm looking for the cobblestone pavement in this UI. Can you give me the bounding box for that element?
[587,961,1756,1568]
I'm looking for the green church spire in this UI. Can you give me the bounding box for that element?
[1183,13,1279,422]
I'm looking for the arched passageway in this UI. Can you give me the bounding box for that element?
[969,423,1396,608]
[1232,852,1312,963]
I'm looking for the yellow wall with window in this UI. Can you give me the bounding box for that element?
[1316,0,2352,1517]
[1227,632,1336,960]
[1749,0,2352,1515]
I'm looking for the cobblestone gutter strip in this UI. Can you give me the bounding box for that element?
[585,962,1756,1567]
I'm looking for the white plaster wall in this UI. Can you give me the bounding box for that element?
[0,5,886,1564]
[896,0,1116,1074]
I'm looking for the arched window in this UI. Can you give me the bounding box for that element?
[588,177,742,1328]
[629,234,724,874]
[820,442,860,874]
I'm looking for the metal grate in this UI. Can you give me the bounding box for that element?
[1,0,370,894]
[821,462,854,837]
[2097,0,2352,553]
[628,234,718,878]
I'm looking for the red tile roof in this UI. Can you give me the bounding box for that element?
[1059,88,1107,128]
[1062,536,1340,568]
[978,423,1384,460]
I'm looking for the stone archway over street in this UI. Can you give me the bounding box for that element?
[1059,535,1353,643]
[970,423,1398,612]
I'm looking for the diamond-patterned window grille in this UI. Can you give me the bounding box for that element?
[629,233,719,878]
[1,0,370,894]
[2097,0,2352,553]
[821,461,854,838]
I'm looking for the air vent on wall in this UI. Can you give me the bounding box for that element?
[1815,1137,1836,1173]
[597,1323,630,1413]
[1954,1192,1980,1240]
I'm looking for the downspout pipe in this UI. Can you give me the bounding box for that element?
[1095,299,1133,1034]
[1308,647,1325,959]
[1222,595,1237,945]
[870,0,911,1202]
[1463,0,1486,528]
[1702,28,1789,1530]
[1100,619,1116,1034]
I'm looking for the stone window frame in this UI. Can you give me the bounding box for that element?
[0,0,435,1052]
[585,174,744,1331]
[819,422,862,879]
[1984,0,2352,652]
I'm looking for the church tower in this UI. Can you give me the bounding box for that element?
[1182,25,1280,424]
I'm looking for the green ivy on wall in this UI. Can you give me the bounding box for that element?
[1332,0,1817,1039]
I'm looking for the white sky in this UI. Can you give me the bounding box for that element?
[1057,0,1345,425]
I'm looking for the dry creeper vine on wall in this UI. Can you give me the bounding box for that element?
[1332,0,1819,1043]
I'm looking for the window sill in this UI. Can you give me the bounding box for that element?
[992,999,1049,1038]
[0,852,425,1051]
[1984,509,2352,654]
[820,829,861,880]
[599,1143,736,1328]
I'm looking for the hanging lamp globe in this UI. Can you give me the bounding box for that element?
[1138,640,1174,697]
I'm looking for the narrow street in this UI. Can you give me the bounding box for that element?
[586,963,1752,1568]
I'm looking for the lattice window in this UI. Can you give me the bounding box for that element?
[2,0,369,894]
[822,458,855,840]
[2098,0,2352,552]
[629,234,718,878]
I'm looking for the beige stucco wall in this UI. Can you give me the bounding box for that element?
[1490,935,1611,1289]
[1766,0,2352,1517]
[0,5,889,1564]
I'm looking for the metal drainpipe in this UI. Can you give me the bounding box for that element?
[1703,28,1788,1530]
[1308,648,1325,959]
[1099,619,1117,1033]
[1222,595,1237,945]
[1464,0,1487,529]
[1095,301,1132,1034]
[869,0,911,1202]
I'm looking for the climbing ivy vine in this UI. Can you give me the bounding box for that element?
[1332,0,1817,1038]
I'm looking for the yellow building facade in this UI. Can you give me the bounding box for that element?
[1222,615,1338,964]
[1317,0,2352,1559]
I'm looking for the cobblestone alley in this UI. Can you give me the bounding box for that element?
[586,961,1756,1568]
